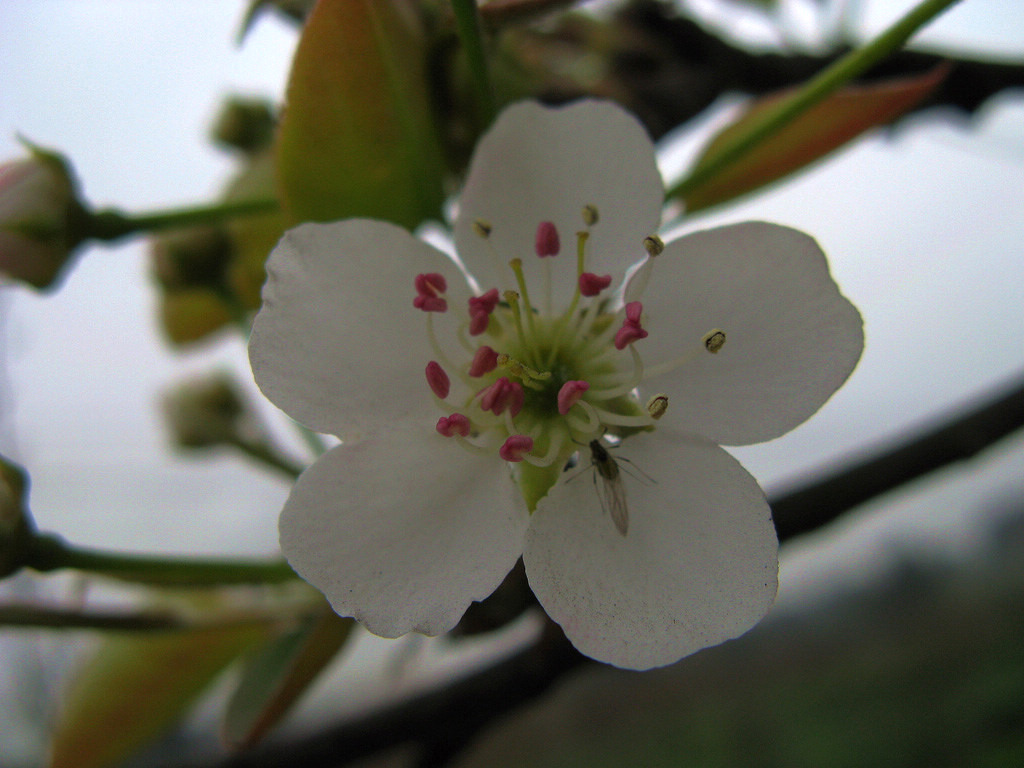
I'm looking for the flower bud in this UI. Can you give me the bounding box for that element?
[0,455,33,578]
[162,373,252,449]
[210,96,277,155]
[0,145,85,290]
[151,226,233,291]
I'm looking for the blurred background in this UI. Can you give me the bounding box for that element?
[1,1,1022,766]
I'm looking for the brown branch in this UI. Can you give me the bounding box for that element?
[522,0,1024,140]
[770,371,1024,541]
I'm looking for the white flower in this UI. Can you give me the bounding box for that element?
[249,101,863,670]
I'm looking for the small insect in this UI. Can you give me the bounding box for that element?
[589,439,630,537]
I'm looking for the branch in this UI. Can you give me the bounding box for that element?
[180,369,1024,768]
[770,371,1024,540]
[525,0,1024,140]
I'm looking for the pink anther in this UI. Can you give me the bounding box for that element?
[579,272,612,297]
[468,345,499,377]
[468,288,500,335]
[425,361,450,399]
[479,377,524,417]
[436,413,471,437]
[499,434,534,462]
[534,221,560,258]
[614,301,648,350]
[624,301,644,324]
[557,380,590,415]
[413,272,448,312]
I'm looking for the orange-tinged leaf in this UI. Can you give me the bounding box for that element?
[223,607,352,748]
[48,624,268,768]
[680,65,948,213]
[276,0,445,228]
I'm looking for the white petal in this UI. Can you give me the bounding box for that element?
[280,418,529,637]
[454,101,664,306]
[524,430,777,670]
[636,222,863,445]
[249,220,470,440]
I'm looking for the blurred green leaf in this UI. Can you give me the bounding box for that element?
[48,623,268,768]
[276,0,445,228]
[223,606,352,748]
[679,65,948,213]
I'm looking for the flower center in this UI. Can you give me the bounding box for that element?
[413,208,664,510]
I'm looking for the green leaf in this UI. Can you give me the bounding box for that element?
[222,605,352,748]
[679,65,948,213]
[275,0,445,228]
[48,623,268,768]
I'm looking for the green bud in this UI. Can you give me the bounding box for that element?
[0,455,34,578]
[211,96,277,155]
[151,226,233,291]
[162,373,251,449]
[0,142,86,290]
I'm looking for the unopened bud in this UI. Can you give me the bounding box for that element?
[0,143,85,290]
[0,455,33,578]
[162,373,252,449]
[151,226,233,290]
[210,96,276,154]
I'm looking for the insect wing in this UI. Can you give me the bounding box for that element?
[590,441,629,536]
[598,470,630,536]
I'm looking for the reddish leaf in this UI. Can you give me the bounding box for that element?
[680,65,948,213]
[48,623,267,768]
[222,606,352,748]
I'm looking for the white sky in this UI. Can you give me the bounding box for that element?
[0,0,1022,752]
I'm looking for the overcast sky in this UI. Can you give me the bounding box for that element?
[0,0,1022,615]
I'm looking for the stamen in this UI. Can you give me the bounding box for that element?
[589,405,654,428]
[497,353,550,390]
[588,344,644,399]
[499,435,534,462]
[467,288,500,335]
[436,413,470,437]
[557,380,590,415]
[425,361,450,399]
[506,265,539,351]
[643,235,664,257]
[614,301,648,350]
[413,273,448,312]
[520,430,566,468]
[582,204,599,227]
[646,394,669,420]
[468,345,499,377]
[579,272,612,297]
[424,313,460,379]
[535,221,560,258]
[703,328,726,354]
[566,399,601,435]
[479,377,524,417]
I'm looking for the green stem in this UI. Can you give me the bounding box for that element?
[667,0,963,203]
[0,602,281,632]
[231,438,306,480]
[86,197,279,242]
[451,0,496,124]
[26,533,297,587]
